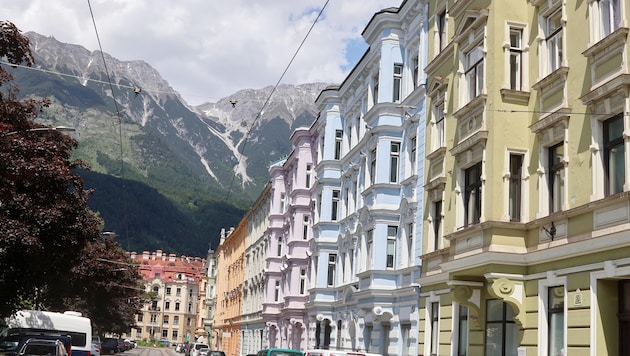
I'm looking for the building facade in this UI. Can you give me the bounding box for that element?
[241,184,271,355]
[262,128,315,350]
[306,1,428,356]
[130,250,205,344]
[214,226,245,356]
[203,248,217,347]
[419,0,630,355]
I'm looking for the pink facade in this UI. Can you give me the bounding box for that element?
[262,127,315,350]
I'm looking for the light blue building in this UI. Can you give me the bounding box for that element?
[305,1,428,355]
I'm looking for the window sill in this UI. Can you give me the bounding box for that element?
[500,88,530,104]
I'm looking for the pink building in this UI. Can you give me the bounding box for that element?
[263,127,315,350]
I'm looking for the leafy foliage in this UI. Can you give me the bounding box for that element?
[0,22,140,333]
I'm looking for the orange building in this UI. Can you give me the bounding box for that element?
[213,222,246,356]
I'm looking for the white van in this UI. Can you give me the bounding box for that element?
[190,343,209,356]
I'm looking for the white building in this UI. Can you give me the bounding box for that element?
[306,1,428,355]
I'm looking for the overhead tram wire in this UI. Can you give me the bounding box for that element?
[87,0,131,250]
[225,0,331,200]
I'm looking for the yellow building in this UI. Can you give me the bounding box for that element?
[419,0,630,355]
[214,224,246,356]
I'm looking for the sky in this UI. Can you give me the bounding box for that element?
[4,0,402,106]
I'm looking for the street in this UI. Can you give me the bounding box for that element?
[121,346,180,356]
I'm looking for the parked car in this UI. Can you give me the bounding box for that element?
[199,348,209,356]
[116,339,125,352]
[101,338,120,354]
[91,336,101,356]
[206,351,226,356]
[0,334,71,356]
[17,338,68,356]
[190,343,209,356]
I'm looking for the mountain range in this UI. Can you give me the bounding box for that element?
[10,32,329,256]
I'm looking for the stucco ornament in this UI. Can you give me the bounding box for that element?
[486,277,525,327]
[451,284,482,330]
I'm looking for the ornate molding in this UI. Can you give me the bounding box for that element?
[448,280,483,330]
[485,276,526,327]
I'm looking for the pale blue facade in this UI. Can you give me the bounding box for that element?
[306,1,428,356]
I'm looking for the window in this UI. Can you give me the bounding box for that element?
[434,104,445,149]
[332,190,340,221]
[335,130,343,160]
[165,301,170,310]
[187,303,192,312]
[548,286,565,356]
[187,317,191,326]
[175,302,180,311]
[545,8,563,74]
[373,74,379,105]
[162,330,168,338]
[274,280,280,302]
[465,43,484,102]
[166,287,171,295]
[370,147,377,184]
[433,200,442,250]
[509,154,523,221]
[413,56,419,88]
[277,236,283,256]
[393,64,403,102]
[173,316,179,325]
[386,226,397,268]
[366,230,374,270]
[485,300,518,356]
[163,315,169,324]
[150,314,157,323]
[303,215,309,240]
[280,192,286,213]
[152,286,159,293]
[137,314,143,322]
[390,142,400,183]
[410,136,417,175]
[549,143,564,213]
[300,268,307,294]
[407,223,414,266]
[176,288,181,296]
[151,300,158,310]
[464,163,482,226]
[604,114,624,195]
[597,0,622,39]
[306,163,312,188]
[172,330,178,340]
[327,254,336,286]
[509,28,523,90]
[456,305,469,356]
[430,302,439,356]
[437,10,447,52]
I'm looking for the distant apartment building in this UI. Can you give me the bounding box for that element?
[214,225,245,356]
[202,248,217,347]
[418,0,630,355]
[262,128,315,350]
[241,184,271,354]
[130,250,205,344]
[306,2,427,355]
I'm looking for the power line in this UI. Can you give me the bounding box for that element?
[225,0,331,200]
[87,0,131,250]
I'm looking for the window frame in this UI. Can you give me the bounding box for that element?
[548,142,565,213]
[603,113,625,196]
[464,162,482,227]
[327,254,337,287]
[544,7,563,74]
[433,200,443,250]
[430,302,440,356]
[386,225,397,269]
[393,63,403,102]
[509,27,523,91]
[464,42,484,103]
[334,129,343,160]
[508,153,524,221]
[331,189,340,221]
[390,142,401,183]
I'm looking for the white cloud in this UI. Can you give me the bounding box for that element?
[4,0,401,105]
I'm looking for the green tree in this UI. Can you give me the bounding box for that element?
[0,21,141,333]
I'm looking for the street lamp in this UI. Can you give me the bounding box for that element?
[1,125,76,137]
